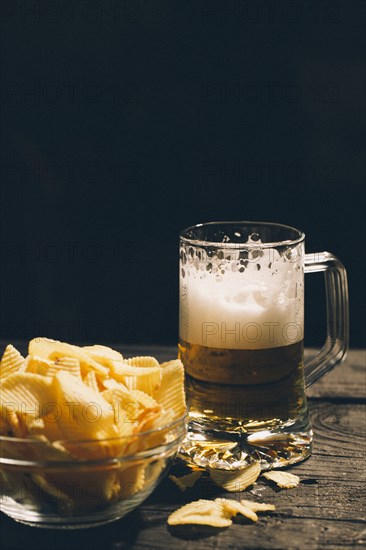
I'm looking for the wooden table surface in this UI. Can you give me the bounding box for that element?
[1,346,365,550]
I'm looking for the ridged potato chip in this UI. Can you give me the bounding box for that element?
[52,372,119,446]
[53,357,81,378]
[112,362,162,395]
[0,372,53,422]
[125,406,176,457]
[208,460,261,492]
[103,398,139,441]
[83,370,99,392]
[154,359,186,420]
[169,471,202,492]
[130,389,159,410]
[136,409,163,433]
[0,345,25,378]
[25,356,54,376]
[168,499,232,527]
[263,470,300,489]
[100,381,150,445]
[82,345,123,370]
[125,356,160,368]
[117,463,146,499]
[103,380,160,416]
[27,416,65,443]
[29,338,108,376]
[102,380,144,419]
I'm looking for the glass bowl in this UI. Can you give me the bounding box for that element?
[0,414,186,529]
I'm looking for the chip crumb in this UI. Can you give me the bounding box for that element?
[263,470,300,489]
[169,471,202,492]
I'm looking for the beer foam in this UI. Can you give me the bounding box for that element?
[180,245,304,350]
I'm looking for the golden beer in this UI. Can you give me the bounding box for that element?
[179,339,307,433]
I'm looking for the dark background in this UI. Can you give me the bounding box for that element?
[1,0,365,348]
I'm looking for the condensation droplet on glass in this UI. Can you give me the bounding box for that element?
[249,249,262,260]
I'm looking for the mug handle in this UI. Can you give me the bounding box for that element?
[304,252,349,388]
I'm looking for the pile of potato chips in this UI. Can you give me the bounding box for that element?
[0,338,186,513]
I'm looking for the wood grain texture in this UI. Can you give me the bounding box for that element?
[0,345,365,549]
[306,349,366,400]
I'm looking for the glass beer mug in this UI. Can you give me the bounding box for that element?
[178,222,348,469]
